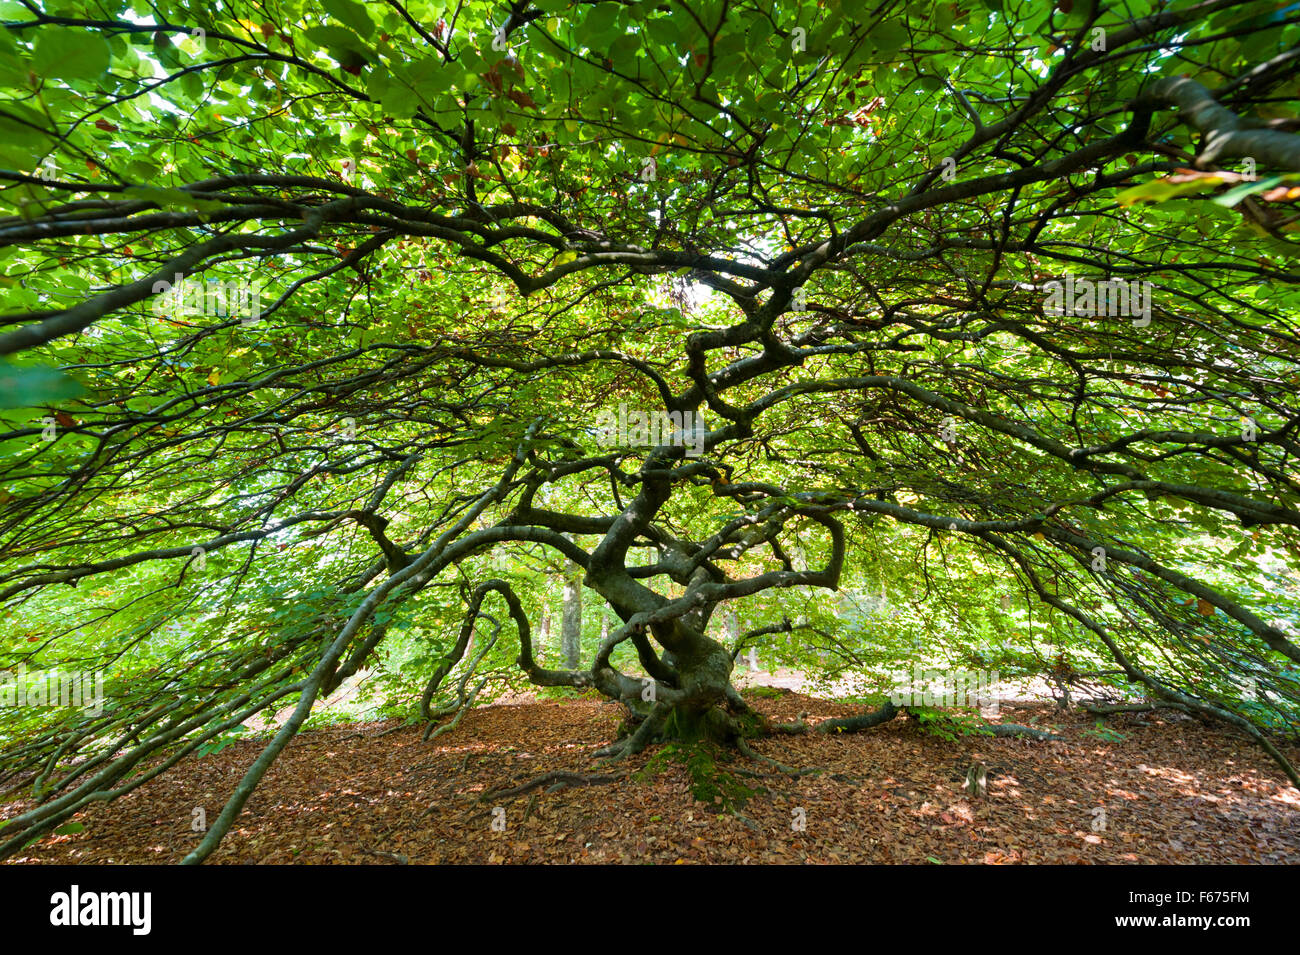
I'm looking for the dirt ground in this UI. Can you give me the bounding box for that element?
[5,689,1299,864]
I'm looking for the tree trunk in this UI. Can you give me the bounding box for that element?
[561,572,582,669]
[538,609,551,662]
[633,627,746,748]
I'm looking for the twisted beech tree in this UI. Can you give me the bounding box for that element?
[1,0,1299,862]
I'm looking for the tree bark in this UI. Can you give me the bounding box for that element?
[538,608,551,662]
[561,571,582,669]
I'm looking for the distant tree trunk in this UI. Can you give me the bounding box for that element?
[538,609,551,662]
[561,571,582,669]
[727,610,742,670]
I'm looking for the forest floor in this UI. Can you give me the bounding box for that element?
[6,688,1299,864]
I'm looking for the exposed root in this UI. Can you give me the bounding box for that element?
[1082,701,1190,716]
[479,769,627,803]
[590,739,628,760]
[458,769,625,824]
[766,717,811,734]
[735,737,815,777]
[332,723,408,744]
[817,699,900,734]
[761,698,1068,747]
[593,706,668,761]
[360,845,409,865]
[987,723,1065,741]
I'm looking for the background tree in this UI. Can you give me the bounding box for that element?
[561,560,582,669]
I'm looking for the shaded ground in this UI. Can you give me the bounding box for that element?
[5,690,1299,864]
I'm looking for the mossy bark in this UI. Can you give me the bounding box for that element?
[648,631,754,746]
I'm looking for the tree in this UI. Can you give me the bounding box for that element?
[1,0,1298,864]
[561,564,582,669]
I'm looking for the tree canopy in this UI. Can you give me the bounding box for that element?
[1,0,1299,863]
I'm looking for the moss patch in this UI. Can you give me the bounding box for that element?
[743,686,785,700]
[633,741,760,811]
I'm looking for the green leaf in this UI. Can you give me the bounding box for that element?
[1211,174,1289,208]
[1116,175,1226,206]
[0,26,31,86]
[303,25,371,58]
[870,21,909,55]
[33,29,111,82]
[0,362,84,408]
[0,102,55,153]
[322,0,376,38]
[583,4,622,41]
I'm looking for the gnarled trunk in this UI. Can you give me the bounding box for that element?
[605,627,754,755]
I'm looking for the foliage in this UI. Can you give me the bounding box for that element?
[907,706,994,742]
[1080,721,1129,743]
